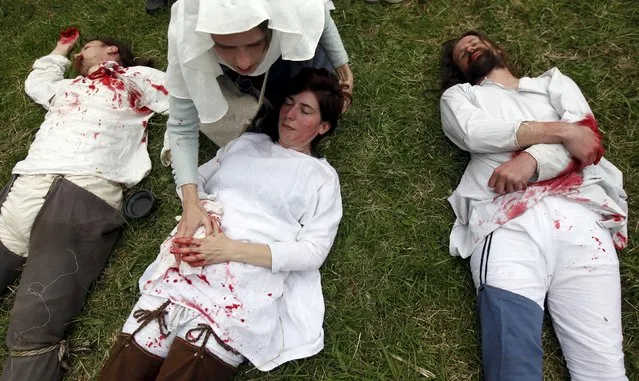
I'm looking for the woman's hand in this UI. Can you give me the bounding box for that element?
[335,63,353,113]
[172,222,234,267]
[172,218,273,268]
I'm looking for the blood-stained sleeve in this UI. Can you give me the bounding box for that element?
[524,68,596,182]
[440,84,521,153]
[133,66,170,114]
[24,55,73,110]
[524,144,573,181]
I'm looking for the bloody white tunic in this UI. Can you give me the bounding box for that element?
[14,55,169,187]
[440,68,628,258]
[139,133,342,371]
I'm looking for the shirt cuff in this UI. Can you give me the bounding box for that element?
[268,241,321,273]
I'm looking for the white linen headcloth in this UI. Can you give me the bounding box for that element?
[165,0,326,123]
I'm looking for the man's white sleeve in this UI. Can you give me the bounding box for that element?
[440,84,520,153]
[24,55,72,110]
[524,69,595,181]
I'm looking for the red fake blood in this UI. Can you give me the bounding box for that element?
[576,114,605,165]
[92,70,125,92]
[141,136,147,143]
[151,83,169,95]
[93,132,100,139]
[225,262,236,292]
[267,293,272,297]
[197,274,211,286]
[592,236,602,245]
[611,214,624,222]
[128,88,142,108]
[180,299,220,328]
[59,27,79,44]
[184,277,192,285]
[505,201,527,220]
[614,233,628,249]
[135,106,152,115]
[553,220,561,229]
[225,303,241,310]
[579,114,602,139]
[142,120,148,129]
[536,171,584,193]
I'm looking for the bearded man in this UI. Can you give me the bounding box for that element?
[439,30,628,381]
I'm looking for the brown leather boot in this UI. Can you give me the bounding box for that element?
[156,336,238,381]
[99,333,164,381]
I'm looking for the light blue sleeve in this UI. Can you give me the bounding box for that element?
[167,95,200,186]
[319,6,349,68]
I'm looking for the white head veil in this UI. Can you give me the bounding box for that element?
[165,0,326,123]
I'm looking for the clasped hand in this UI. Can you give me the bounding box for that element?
[488,151,537,194]
[171,217,235,267]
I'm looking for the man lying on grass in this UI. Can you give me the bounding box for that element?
[439,30,628,381]
[0,28,168,381]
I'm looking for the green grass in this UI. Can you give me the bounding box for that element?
[0,0,637,379]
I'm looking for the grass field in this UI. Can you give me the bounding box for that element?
[0,0,637,379]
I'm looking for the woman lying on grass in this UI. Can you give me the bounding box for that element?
[99,68,350,381]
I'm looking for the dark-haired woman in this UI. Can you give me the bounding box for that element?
[100,68,349,381]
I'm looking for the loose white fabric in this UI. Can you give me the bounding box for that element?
[441,68,628,258]
[166,0,325,124]
[0,174,122,257]
[15,55,169,187]
[122,294,244,367]
[138,133,342,371]
[469,196,626,380]
[148,198,223,281]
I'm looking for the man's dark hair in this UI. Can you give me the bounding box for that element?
[260,68,351,152]
[91,37,155,68]
[439,30,510,91]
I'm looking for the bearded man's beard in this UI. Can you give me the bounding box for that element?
[467,49,505,85]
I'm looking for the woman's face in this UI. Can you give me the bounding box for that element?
[278,91,329,154]
[211,26,268,75]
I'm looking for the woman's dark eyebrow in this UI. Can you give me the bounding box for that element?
[299,102,316,111]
